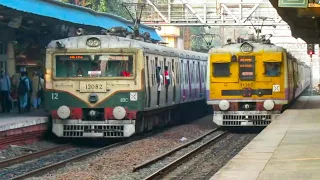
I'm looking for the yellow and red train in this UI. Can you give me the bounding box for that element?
[206,41,311,126]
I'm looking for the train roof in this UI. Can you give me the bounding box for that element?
[47,35,207,61]
[209,42,310,68]
[208,42,286,54]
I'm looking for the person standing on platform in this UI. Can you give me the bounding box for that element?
[17,71,30,113]
[31,72,44,110]
[0,70,11,113]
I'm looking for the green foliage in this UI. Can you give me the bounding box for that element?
[59,0,131,20]
[189,27,205,51]
[98,0,107,12]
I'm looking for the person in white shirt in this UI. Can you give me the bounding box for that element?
[156,66,162,107]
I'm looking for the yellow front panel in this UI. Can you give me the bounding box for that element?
[262,52,282,62]
[210,53,238,83]
[209,52,285,100]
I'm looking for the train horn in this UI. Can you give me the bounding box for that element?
[76,28,84,36]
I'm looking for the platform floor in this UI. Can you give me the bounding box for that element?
[0,111,48,135]
[211,96,320,180]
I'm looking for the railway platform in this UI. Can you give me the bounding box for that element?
[0,111,49,150]
[211,95,320,180]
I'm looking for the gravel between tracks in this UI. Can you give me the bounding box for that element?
[165,133,257,180]
[27,115,217,180]
[0,141,63,160]
[0,147,95,179]
[110,130,225,180]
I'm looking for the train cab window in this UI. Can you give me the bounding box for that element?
[212,63,230,77]
[55,54,134,77]
[265,62,281,77]
[0,41,7,55]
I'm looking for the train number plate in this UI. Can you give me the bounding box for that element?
[80,81,107,92]
[240,82,253,88]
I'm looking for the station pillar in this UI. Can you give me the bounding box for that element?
[157,26,181,48]
[7,41,15,76]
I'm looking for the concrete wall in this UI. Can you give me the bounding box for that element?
[156,26,180,48]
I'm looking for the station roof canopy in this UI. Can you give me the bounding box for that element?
[0,0,162,41]
[269,0,319,44]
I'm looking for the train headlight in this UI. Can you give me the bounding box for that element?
[89,94,98,104]
[240,42,253,53]
[263,100,275,111]
[219,100,230,111]
[86,37,101,47]
[57,105,71,119]
[113,106,126,120]
[89,110,97,117]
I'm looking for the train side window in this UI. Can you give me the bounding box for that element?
[151,59,155,86]
[212,63,230,77]
[185,63,188,84]
[180,61,184,84]
[265,62,281,77]
[155,57,160,84]
[172,59,179,84]
[201,64,205,83]
[197,62,200,83]
[205,65,207,82]
[179,59,184,84]
[0,41,7,54]
[194,62,197,83]
[177,62,180,84]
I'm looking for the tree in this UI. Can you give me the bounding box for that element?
[59,0,131,19]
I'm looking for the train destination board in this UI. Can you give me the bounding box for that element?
[57,55,90,61]
[239,56,255,81]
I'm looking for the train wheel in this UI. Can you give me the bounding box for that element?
[148,116,153,131]
[144,116,149,132]
[136,114,144,134]
[165,110,171,126]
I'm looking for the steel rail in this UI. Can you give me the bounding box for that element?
[132,127,221,172]
[10,129,167,180]
[143,131,229,180]
[11,142,122,180]
[0,144,72,169]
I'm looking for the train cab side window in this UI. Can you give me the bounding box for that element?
[265,62,281,77]
[212,63,230,77]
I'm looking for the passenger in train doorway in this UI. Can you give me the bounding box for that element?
[164,66,170,103]
[156,66,163,107]
[171,64,176,104]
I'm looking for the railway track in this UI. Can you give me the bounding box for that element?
[132,128,228,180]
[0,126,175,179]
[0,144,72,169]
[0,142,121,180]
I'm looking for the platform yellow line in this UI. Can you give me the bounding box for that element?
[274,157,320,162]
